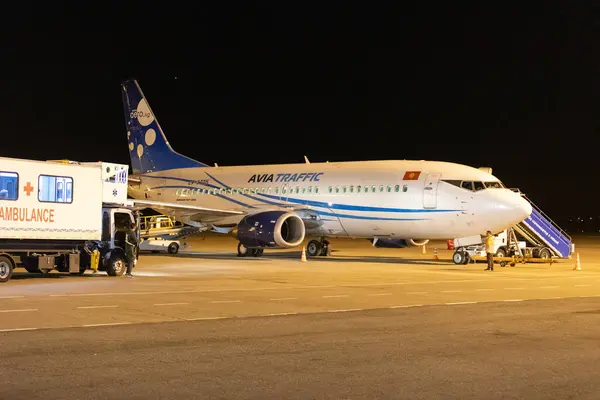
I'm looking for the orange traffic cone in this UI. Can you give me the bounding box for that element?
[433,248,439,260]
[300,245,307,262]
[573,253,581,271]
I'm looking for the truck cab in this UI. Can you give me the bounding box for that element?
[82,206,141,276]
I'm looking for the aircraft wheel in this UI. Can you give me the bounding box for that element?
[319,240,330,256]
[307,240,322,257]
[237,242,249,257]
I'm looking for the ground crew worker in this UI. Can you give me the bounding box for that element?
[485,230,494,271]
[124,221,139,277]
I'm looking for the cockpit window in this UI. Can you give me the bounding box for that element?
[443,180,462,188]
[443,180,504,192]
[484,181,504,188]
[461,181,473,191]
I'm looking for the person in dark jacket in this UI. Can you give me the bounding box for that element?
[124,221,139,277]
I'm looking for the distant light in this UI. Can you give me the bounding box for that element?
[174,76,178,80]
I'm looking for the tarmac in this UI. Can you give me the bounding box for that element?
[1,234,600,399]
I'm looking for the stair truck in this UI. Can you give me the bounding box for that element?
[451,190,574,267]
[0,157,140,282]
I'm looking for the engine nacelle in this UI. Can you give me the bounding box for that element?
[370,238,430,248]
[236,211,305,248]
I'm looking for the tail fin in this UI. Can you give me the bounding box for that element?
[121,79,208,174]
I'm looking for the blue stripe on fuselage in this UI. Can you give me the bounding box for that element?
[139,174,459,214]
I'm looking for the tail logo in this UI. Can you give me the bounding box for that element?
[131,99,154,126]
[128,99,158,159]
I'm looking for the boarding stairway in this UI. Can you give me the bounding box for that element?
[139,214,200,239]
[511,191,573,258]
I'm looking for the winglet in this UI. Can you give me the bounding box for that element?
[304,155,310,164]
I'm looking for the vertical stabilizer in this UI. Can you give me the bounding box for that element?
[121,79,208,174]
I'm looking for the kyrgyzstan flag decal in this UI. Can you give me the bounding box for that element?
[403,171,421,180]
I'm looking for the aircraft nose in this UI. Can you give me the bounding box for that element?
[515,195,533,221]
[479,190,533,232]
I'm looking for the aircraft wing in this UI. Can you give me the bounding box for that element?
[126,199,245,219]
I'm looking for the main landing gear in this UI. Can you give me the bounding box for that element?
[237,242,264,257]
[306,238,331,257]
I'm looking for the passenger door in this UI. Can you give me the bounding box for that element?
[423,173,441,209]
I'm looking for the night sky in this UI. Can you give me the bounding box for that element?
[2,3,598,227]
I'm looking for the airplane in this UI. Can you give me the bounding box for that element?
[122,79,533,258]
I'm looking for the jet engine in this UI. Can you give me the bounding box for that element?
[370,238,430,248]
[236,211,305,248]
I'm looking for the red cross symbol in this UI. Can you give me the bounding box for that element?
[23,182,34,196]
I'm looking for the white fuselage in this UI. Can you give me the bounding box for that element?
[127,159,532,240]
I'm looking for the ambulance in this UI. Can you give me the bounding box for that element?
[0,157,140,282]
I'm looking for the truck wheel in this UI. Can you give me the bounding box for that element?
[452,251,465,265]
[106,254,126,277]
[0,256,13,283]
[462,252,470,264]
[168,242,179,254]
[538,248,551,259]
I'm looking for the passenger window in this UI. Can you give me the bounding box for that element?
[315,187,319,194]
[387,185,391,192]
[394,184,399,192]
[379,185,383,192]
[473,181,485,191]
[342,186,347,193]
[295,186,299,194]
[275,187,279,194]
[282,187,287,194]
[38,175,73,203]
[328,186,332,193]
[364,186,369,193]
[357,185,361,193]
[349,185,354,193]
[335,186,339,193]
[402,185,408,192]
[302,187,306,194]
[372,185,376,192]
[308,186,312,194]
[243,188,249,194]
[267,187,272,193]
[461,181,473,191]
